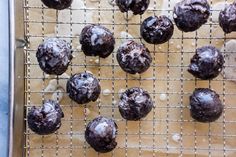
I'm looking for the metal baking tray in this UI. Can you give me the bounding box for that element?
[9,0,236,156]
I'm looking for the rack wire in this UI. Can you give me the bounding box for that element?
[23,0,236,156]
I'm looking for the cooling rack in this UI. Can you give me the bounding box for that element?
[19,0,236,156]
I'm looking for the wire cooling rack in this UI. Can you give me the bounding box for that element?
[23,0,236,156]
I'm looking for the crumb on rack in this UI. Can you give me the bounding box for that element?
[103,89,112,96]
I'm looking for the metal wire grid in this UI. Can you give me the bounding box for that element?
[23,0,236,156]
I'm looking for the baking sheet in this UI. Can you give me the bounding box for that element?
[24,0,236,156]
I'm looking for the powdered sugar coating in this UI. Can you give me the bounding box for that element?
[80,24,115,58]
[117,40,152,74]
[27,100,64,135]
[85,116,118,153]
[66,72,101,104]
[118,87,153,120]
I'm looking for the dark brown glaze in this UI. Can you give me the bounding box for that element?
[219,2,236,33]
[85,116,118,153]
[118,87,153,121]
[27,100,64,135]
[116,0,150,15]
[66,72,101,104]
[116,40,152,74]
[41,0,73,10]
[188,46,224,80]
[190,88,223,123]
[80,24,115,58]
[36,38,73,75]
[173,0,210,32]
[141,15,174,44]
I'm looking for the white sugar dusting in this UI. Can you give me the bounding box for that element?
[51,88,64,102]
[95,122,109,136]
[135,95,146,103]
[161,0,181,20]
[172,133,181,143]
[176,45,181,49]
[159,93,167,101]
[120,31,133,42]
[91,34,99,46]
[87,76,95,83]
[103,89,112,96]
[91,27,106,46]
[220,40,236,80]
[173,13,177,18]
[138,55,147,63]
[43,102,54,113]
[59,81,67,91]
[112,126,116,138]
[146,18,156,27]
[89,58,94,63]
[45,79,58,92]
[122,48,146,63]
[88,58,99,64]
[147,8,154,13]
[45,74,50,78]
[57,73,70,90]
[72,51,79,58]
[94,58,100,64]
[212,2,229,22]
[77,45,81,51]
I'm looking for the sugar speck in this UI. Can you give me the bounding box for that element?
[159,93,167,101]
[94,58,100,64]
[103,89,111,96]
[176,45,181,49]
[172,133,181,143]
[89,58,94,63]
